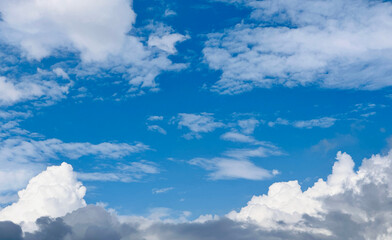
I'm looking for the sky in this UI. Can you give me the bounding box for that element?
[0,0,392,239]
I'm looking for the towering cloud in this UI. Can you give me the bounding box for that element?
[1,150,392,239]
[0,163,86,232]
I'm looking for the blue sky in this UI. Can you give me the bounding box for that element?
[0,0,392,238]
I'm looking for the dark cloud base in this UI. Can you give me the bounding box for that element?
[0,204,374,240]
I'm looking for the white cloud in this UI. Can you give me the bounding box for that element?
[0,138,148,163]
[0,138,149,193]
[147,125,167,135]
[78,161,159,183]
[177,113,225,139]
[293,117,337,129]
[0,76,70,106]
[204,0,392,94]
[0,0,188,95]
[190,157,274,180]
[237,118,259,134]
[0,0,135,61]
[267,118,289,127]
[268,117,337,129]
[53,67,69,80]
[148,33,188,54]
[221,131,259,144]
[147,115,164,121]
[190,146,282,180]
[152,187,174,194]
[0,110,31,120]
[227,150,392,238]
[220,131,270,146]
[0,163,86,232]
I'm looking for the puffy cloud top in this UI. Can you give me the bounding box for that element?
[0,163,86,232]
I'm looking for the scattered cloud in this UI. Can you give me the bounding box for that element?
[190,146,282,180]
[147,115,164,121]
[268,117,337,129]
[0,138,149,194]
[204,0,392,94]
[0,0,188,96]
[176,113,225,139]
[0,75,71,106]
[220,131,260,144]
[152,187,174,194]
[3,149,392,239]
[237,118,259,134]
[293,117,337,129]
[147,125,167,135]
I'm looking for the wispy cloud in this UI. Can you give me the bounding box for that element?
[176,113,225,139]
[268,117,337,129]
[204,0,392,94]
[190,146,282,180]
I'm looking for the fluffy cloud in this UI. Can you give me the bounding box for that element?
[176,113,225,139]
[0,163,86,232]
[204,0,392,94]
[227,150,392,239]
[0,0,135,61]
[2,150,392,239]
[0,0,188,95]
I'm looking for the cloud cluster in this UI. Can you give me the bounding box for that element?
[0,163,86,232]
[0,0,188,97]
[227,150,392,239]
[0,138,149,195]
[204,0,392,94]
[2,150,392,239]
[176,113,225,139]
[0,71,71,106]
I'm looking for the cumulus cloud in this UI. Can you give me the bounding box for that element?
[227,150,392,239]
[176,113,225,139]
[0,0,135,61]
[2,150,392,239]
[0,0,188,95]
[0,163,86,232]
[204,0,392,94]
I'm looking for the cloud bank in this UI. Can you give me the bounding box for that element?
[2,150,392,239]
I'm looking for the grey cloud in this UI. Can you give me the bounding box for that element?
[0,206,333,240]
[0,221,22,240]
